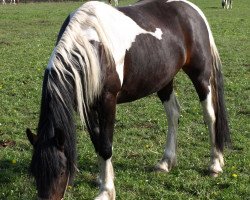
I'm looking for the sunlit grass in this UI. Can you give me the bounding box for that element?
[0,0,249,199]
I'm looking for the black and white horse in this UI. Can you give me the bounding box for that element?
[2,0,17,4]
[26,0,231,199]
[222,0,232,9]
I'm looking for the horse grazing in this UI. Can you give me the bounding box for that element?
[222,0,232,9]
[2,0,17,4]
[26,0,231,199]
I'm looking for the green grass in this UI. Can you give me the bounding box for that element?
[0,0,249,199]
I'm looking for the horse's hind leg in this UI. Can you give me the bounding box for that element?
[183,62,224,176]
[200,84,224,176]
[155,81,180,172]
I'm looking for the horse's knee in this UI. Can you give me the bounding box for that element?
[99,142,113,160]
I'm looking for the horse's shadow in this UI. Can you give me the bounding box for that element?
[76,156,210,191]
[75,157,99,188]
[207,6,220,10]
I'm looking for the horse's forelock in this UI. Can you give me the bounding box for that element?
[33,68,77,187]
[30,142,63,188]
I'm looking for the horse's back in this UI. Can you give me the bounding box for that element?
[116,0,211,103]
[62,0,212,103]
[119,0,210,47]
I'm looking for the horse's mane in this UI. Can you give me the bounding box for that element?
[30,69,77,186]
[50,2,116,126]
[31,2,117,184]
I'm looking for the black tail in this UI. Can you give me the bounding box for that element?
[211,46,231,152]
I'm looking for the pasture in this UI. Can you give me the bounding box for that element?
[0,0,249,199]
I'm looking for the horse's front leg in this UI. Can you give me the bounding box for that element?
[95,156,115,200]
[94,91,117,200]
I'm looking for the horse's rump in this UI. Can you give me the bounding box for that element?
[116,0,211,102]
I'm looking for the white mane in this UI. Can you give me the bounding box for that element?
[47,1,163,125]
[47,2,115,126]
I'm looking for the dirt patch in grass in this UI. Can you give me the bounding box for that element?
[0,140,16,148]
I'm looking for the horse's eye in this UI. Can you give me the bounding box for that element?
[60,171,65,176]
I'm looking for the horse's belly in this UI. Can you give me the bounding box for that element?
[116,34,184,104]
[116,77,170,103]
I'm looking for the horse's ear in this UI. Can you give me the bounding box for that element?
[54,128,65,151]
[26,128,38,146]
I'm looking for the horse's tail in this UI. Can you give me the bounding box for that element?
[209,36,231,152]
[186,0,231,152]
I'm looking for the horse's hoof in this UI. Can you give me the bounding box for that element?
[209,161,223,177]
[155,162,170,172]
[94,192,109,200]
[94,190,115,200]
[210,172,219,177]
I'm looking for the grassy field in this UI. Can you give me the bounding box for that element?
[0,0,249,199]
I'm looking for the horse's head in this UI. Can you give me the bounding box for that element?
[26,128,69,200]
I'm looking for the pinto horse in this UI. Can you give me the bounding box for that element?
[26,0,231,199]
[222,0,232,9]
[2,0,18,4]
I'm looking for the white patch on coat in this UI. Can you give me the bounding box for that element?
[75,1,163,85]
[156,91,180,172]
[201,85,223,173]
[46,1,163,127]
[96,156,115,200]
